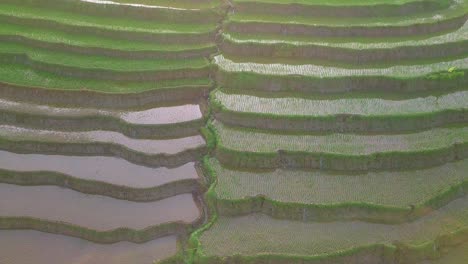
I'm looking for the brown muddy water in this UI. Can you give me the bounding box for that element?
[0,230,177,264]
[0,125,205,154]
[0,150,198,188]
[0,184,200,230]
[0,98,202,125]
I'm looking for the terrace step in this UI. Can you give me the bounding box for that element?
[0,64,211,108]
[420,241,468,263]
[0,23,217,59]
[214,55,468,94]
[7,0,224,23]
[212,89,468,133]
[0,42,211,82]
[233,0,451,18]
[0,183,201,242]
[208,158,468,223]
[0,3,217,44]
[0,230,179,264]
[196,196,468,263]
[225,1,467,38]
[0,98,204,139]
[0,125,206,168]
[0,150,201,202]
[220,20,468,64]
[212,121,468,170]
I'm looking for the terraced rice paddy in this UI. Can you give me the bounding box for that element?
[0,184,200,230]
[0,151,198,189]
[0,231,178,264]
[0,0,466,263]
[198,196,468,259]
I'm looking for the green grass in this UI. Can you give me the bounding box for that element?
[213,120,468,155]
[0,63,211,93]
[0,42,209,72]
[210,158,468,208]
[198,196,468,258]
[427,242,468,263]
[233,0,447,7]
[112,0,220,9]
[214,54,468,77]
[222,20,468,49]
[0,3,216,34]
[212,89,468,117]
[0,23,215,52]
[228,1,467,27]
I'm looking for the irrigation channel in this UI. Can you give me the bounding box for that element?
[0,0,467,263]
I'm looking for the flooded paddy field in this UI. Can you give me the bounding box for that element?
[0,230,178,264]
[0,150,198,188]
[0,184,200,230]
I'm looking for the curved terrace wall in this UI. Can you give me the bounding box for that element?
[0,169,204,202]
[234,0,450,18]
[0,35,217,60]
[0,53,211,82]
[214,110,468,133]
[220,39,468,65]
[0,82,210,109]
[216,69,467,94]
[7,0,224,23]
[0,110,205,139]
[0,15,216,45]
[0,138,207,168]
[225,14,468,38]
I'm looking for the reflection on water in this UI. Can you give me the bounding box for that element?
[0,151,198,188]
[0,184,200,230]
[0,98,202,125]
[0,125,205,154]
[0,230,177,264]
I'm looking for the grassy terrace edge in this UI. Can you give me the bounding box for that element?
[0,169,204,202]
[184,158,468,264]
[0,34,218,60]
[0,107,206,139]
[232,0,450,18]
[225,12,468,38]
[192,227,468,264]
[206,158,468,223]
[211,90,468,133]
[0,202,204,244]
[0,79,212,109]
[0,53,212,82]
[216,66,467,95]
[211,121,468,170]
[0,136,207,169]
[220,34,468,65]
[0,15,216,45]
[8,0,226,23]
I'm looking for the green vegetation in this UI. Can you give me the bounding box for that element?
[197,195,468,260]
[233,0,448,7]
[0,23,215,53]
[427,242,468,264]
[101,0,220,9]
[213,89,468,117]
[0,3,216,34]
[0,42,209,71]
[209,158,468,222]
[211,158,468,208]
[213,120,467,155]
[228,2,467,27]
[0,63,211,93]
[214,55,468,77]
[0,0,466,262]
